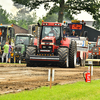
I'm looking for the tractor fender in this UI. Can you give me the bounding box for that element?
[61,37,71,48]
[34,38,37,46]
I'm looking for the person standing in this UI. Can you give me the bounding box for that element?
[2,42,9,63]
[8,43,13,63]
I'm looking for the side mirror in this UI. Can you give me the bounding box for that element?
[37,22,41,27]
[84,31,87,37]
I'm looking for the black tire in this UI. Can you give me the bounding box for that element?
[58,47,69,68]
[26,47,36,67]
[69,41,77,68]
[26,61,35,67]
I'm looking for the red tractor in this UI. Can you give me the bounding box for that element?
[26,20,87,68]
[92,36,100,59]
[88,41,96,59]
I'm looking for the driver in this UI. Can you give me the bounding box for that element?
[71,30,77,36]
[20,39,24,43]
[49,27,56,36]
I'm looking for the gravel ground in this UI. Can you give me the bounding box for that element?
[0,64,100,94]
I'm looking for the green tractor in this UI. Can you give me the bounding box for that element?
[14,33,34,63]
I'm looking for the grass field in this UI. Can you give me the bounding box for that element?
[0,79,100,100]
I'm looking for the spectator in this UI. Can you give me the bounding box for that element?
[71,30,77,36]
[63,30,67,37]
[8,43,13,63]
[2,42,9,63]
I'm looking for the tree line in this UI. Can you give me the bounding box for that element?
[12,0,100,30]
[0,5,63,29]
[1,0,100,30]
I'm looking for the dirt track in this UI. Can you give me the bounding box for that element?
[0,64,100,94]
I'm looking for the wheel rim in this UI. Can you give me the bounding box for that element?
[66,53,69,67]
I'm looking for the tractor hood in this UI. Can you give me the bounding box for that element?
[42,36,56,43]
[15,44,25,54]
[40,36,56,53]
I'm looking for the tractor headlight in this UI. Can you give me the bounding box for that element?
[15,52,17,54]
[43,46,46,48]
[49,43,54,45]
[48,46,52,48]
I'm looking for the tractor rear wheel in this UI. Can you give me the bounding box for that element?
[26,47,36,67]
[58,47,69,68]
[69,41,77,68]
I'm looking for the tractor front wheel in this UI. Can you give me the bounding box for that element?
[58,47,69,68]
[69,41,77,68]
[26,47,36,67]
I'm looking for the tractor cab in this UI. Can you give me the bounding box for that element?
[0,24,15,46]
[14,33,34,63]
[40,22,62,44]
[41,26,61,45]
[15,34,32,46]
[0,24,15,62]
[38,22,64,54]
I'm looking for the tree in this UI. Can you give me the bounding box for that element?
[10,8,37,29]
[43,13,58,22]
[12,0,100,24]
[0,5,10,24]
[42,12,74,23]
[93,20,100,30]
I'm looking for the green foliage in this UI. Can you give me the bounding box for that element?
[0,80,100,100]
[93,20,100,30]
[43,13,58,22]
[10,10,37,29]
[0,5,10,24]
[12,0,100,29]
[37,17,43,25]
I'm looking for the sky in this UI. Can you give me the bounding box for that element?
[0,0,94,21]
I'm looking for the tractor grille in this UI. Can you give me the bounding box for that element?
[42,40,52,42]
[15,46,22,51]
[42,45,52,51]
[93,47,99,53]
